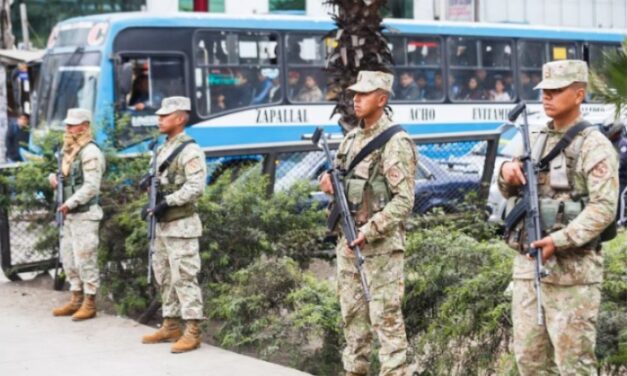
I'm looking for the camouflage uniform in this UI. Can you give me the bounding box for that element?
[153,131,207,320]
[61,139,105,296]
[499,60,619,375]
[334,71,417,376]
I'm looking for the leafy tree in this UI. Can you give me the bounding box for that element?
[590,40,627,119]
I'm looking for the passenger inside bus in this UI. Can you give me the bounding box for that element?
[128,74,149,111]
[296,74,323,102]
[461,77,487,100]
[489,78,511,101]
[427,73,444,100]
[396,71,420,100]
[287,70,300,99]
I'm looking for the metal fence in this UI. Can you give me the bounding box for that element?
[0,129,501,281]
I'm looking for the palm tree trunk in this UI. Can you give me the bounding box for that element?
[324,0,393,133]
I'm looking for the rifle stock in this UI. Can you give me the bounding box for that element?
[313,128,371,302]
[508,102,548,326]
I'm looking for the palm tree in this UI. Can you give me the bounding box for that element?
[323,0,394,133]
[590,40,627,120]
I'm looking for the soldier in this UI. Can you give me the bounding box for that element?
[499,60,618,375]
[50,108,105,321]
[140,96,207,353]
[320,71,417,376]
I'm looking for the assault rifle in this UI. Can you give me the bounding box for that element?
[146,138,159,284]
[312,128,371,302]
[53,146,65,291]
[508,102,548,326]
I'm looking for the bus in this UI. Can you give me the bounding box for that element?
[31,12,625,153]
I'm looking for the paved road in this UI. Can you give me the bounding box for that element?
[0,276,311,376]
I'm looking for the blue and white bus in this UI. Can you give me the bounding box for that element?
[32,12,625,152]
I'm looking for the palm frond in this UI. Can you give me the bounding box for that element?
[590,40,627,120]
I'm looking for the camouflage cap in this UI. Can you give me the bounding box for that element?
[64,108,92,125]
[155,96,191,115]
[348,70,394,94]
[534,60,589,90]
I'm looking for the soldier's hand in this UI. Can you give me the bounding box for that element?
[49,173,58,189]
[319,173,333,194]
[529,236,556,263]
[57,204,69,218]
[150,201,169,220]
[350,232,366,249]
[500,160,526,186]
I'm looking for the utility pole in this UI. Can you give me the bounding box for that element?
[0,0,14,164]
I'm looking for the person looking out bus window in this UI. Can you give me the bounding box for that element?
[416,74,428,101]
[287,70,301,99]
[296,74,323,102]
[251,69,275,105]
[490,78,511,101]
[396,71,419,100]
[461,77,487,100]
[129,74,150,111]
[230,71,253,108]
[427,73,444,100]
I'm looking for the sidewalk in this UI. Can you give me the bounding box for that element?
[0,276,311,376]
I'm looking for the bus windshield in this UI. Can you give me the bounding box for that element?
[35,50,101,130]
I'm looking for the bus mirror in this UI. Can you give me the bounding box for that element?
[118,62,133,96]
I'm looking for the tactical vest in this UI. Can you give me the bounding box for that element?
[63,142,100,213]
[341,133,392,226]
[156,135,197,222]
[505,125,602,251]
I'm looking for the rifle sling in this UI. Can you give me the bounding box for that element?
[158,140,196,174]
[345,124,405,174]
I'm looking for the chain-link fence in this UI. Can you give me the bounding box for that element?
[0,129,501,281]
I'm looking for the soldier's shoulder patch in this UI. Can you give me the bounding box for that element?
[185,156,203,175]
[591,160,610,179]
[386,165,405,187]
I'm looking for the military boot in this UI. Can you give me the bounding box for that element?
[346,373,365,376]
[52,291,83,316]
[72,294,97,321]
[171,320,201,353]
[142,318,183,344]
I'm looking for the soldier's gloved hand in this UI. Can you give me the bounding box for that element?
[152,201,169,220]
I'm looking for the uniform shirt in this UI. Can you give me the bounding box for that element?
[65,143,105,221]
[334,114,417,256]
[155,132,207,238]
[499,118,618,284]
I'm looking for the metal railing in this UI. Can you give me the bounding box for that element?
[0,129,501,281]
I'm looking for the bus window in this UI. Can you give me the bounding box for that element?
[120,56,186,113]
[517,41,545,69]
[195,31,236,66]
[390,36,443,102]
[35,50,101,130]
[285,33,328,103]
[550,42,577,61]
[448,37,478,67]
[407,37,441,66]
[449,38,514,102]
[195,31,281,115]
[388,36,406,66]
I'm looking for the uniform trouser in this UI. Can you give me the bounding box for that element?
[337,250,408,376]
[512,279,601,376]
[153,236,204,320]
[61,218,100,295]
